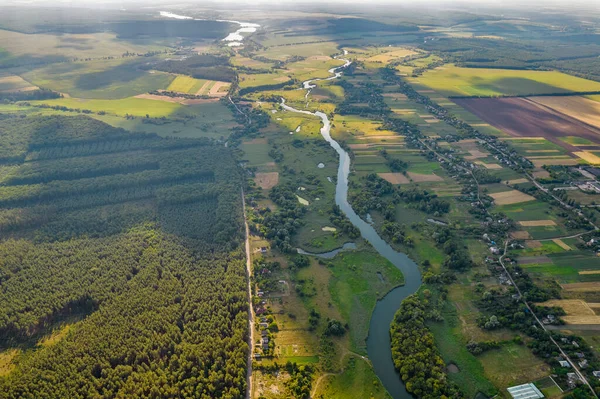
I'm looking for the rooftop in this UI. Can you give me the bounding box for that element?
[507,383,544,399]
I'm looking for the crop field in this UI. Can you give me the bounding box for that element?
[364,48,418,64]
[285,56,345,81]
[238,73,291,89]
[167,75,207,94]
[453,97,600,163]
[529,96,600,129]
[255,42,340,61]
[536,300,600,325]
[0,74,37,92]
[410,65,600,97]
[22,58,175,99]
[0,29,168,62]
[31,96,181,117]
[489,190,536,205]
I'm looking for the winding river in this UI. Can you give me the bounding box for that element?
[281,53,422,399]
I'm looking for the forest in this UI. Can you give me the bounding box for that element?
[0,114,249,398]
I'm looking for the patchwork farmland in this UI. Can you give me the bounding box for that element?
[453,97,600,164]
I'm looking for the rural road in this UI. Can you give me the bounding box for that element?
[241,189,255,399]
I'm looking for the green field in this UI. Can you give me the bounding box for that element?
[411,65,600,97]
[315,356,391,399]
[22,58,174,99]
[328,250,404,354]
[166,75,207,94]
[31,96,180,117]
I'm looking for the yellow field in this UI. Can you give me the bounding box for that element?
[537,299,600,325]
[552,239,571,250]
[490,190,536,205]
[530,96,600,128]
[574,151,600,164]
[518,220,557,227]
[366,48,418,63]
[167,76,206,94]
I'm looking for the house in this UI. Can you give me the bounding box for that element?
[593,370,600,378]
[572,341,580,348]
[559,360,571,368]
[260,247,268,253]
[575,352,585,359]
[490,247,500,255]
[567,372,579,387]
[579,360,589,369]
[259,322,268,329]
[261,329,268,337]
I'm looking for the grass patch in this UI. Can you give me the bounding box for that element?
[328,250,404,354]
[31,96,181,117]
[315,356,391,399]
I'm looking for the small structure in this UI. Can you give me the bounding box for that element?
[575,352,585,359]
[559,360,571,368]
[579,360,589,369]
[260,247,268,254]
[592,370,600,378]
[507,383,544,399]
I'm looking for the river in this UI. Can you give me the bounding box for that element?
[281,53,422,399]
[159,11,260,47]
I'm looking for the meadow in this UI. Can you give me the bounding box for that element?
[31,96,181,117]
[410,65,600,97]
[21,58,174,99]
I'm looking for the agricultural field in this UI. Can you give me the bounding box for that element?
[21,58,175,99]
[0,74,37,92]
[166,75,207,94]
[238,73,291,89]
[410,65,600,97]
[30,96,181,117]
[0,29,170,63]
[453,97,600,164]
[529,96,600,129]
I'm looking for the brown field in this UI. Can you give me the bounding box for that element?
[525,240,541,248]
[477,162,503,169]
[532,158,579,167]
[508,178,529,184]
[367,49,417,63]
[209,81,230,97]
[453,97,600,156]
[529,96,600,129]
[532,170,551,179]
[519,220,557,227]
[407,172,443,182]
[378,173,410,184]
[519,256,552,265]
[511,231,532,240]
[562,282,600,292]
[254,172,279,190]
[489,190,536,205]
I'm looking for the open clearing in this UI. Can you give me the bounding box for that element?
[490,190,536,205]
[167,76,206,94]
[254,172,279,189]
[453,97,600,157]
[413,65,600,97]
[32,96,181,117]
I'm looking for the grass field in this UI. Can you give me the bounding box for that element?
[314,356,391,399]
[238,73,291,89]
[411,65,600,97]
[22,58,174,99]
[31,96,181,117]
[0,74,37,92]
[256,42,340,61]
[167,75,207,94]
[0,29,168,62]
[328,250,404,354]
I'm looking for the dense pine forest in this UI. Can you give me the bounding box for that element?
[0,114,249,398]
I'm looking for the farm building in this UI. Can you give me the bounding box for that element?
[507,383,544,399]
